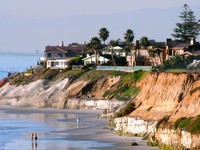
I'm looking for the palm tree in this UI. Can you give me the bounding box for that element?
[99,27,109,46]
[148,44,163,66]
[124,29,134,66]
[140,36,150,48]
[124,29,134,54]
[109,40,118,66]
[88,37,102,65]
[140,36,154,66]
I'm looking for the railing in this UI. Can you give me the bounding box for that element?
[96,66,152,72]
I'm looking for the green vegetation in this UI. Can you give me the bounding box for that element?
[147,140,158,147]
[159,144,175,150]
[174,117,191,129]
[157,55,200,72]
[8,65,149,103]
[172,4,200,42]
[103,70,149,100]
[164,69,187,73]
[10,69,35,86]
[156,116,170,129]
[99,27,109,45]
[174,115,200,134]
[123,86,140,97]
[68,56,84,66]
[116,101,136,117]
[142,134,149,140]
[78,70,107,81]
[109,116,115,127]
[40,68,60,80]
[187,115,200,134]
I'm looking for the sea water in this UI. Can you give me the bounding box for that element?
[0,53,42,80]
[0,107,113,150]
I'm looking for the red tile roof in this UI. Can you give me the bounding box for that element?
[45,45,85,53]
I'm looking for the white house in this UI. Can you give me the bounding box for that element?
[103,46,125,57]
[82,54,112,65]
[44,42,85,69]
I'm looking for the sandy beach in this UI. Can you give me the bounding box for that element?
[0,105,159,150]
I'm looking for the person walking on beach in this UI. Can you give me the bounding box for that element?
[76,117,80,128]
[31,133,38,141]
[31,133,35,140]
[34,133,38,140]
[77,117,80,124]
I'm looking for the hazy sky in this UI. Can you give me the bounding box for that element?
[0,0,200,52]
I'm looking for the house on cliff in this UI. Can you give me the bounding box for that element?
[44,42,85,69]
[132,38,200,67]
[82,54,123,66]
[164,38,200,60]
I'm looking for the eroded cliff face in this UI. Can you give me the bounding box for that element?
[130,72,200,121]
[1,72,199,122]
[0,71,199,148]
[115,72,200,149]
[0,75,122,109]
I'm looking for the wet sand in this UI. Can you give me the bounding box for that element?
[0,105,159,150]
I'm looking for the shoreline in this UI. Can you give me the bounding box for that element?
[0,105,159,150]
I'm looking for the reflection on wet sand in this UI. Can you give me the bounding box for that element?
[32,142,37,150]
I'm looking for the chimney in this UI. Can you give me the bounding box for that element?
[190,38,195,45]
[59,41,64,47]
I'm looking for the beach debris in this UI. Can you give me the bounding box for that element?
[129,142,138,146]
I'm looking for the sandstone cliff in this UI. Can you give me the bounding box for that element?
[115,72,200,149]
[130,72,200,121]
[0,70,199,148]
[0,71,123,110]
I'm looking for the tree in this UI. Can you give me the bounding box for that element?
[172,4,200,42]
[108,40,118,66]
[99,27,109,46]
[87,37,102,65]
[124,29,134,56]
[140,36,150,48]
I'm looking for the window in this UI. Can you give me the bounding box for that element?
[58,53,62,57]
[47,53,51,57]
[51,62,59,67]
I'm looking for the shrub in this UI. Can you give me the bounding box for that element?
[147,140,158,147]
[187,115,200,134]
[156,116,170,129]
[68,56,84,66]
[132,70,145,83]
[174,117,191,129]
[116,101,136,117]
[109,116,116,127]
[174,115,200,134]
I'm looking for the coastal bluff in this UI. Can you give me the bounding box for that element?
[0,70,199,149]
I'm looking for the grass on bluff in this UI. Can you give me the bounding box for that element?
[174,115,200,134]
[116,101,136,117]
[77,69,109,81]
[164,69,187,73]
[9,67,149,102]
[103,70,149,101]
[174,117,191,129]
[10,67,86,85]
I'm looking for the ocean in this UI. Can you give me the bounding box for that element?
[0,107,113,150]
[0,53,42,80]
[0,53,113,149]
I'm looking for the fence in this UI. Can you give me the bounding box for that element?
[96,66,152,72]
